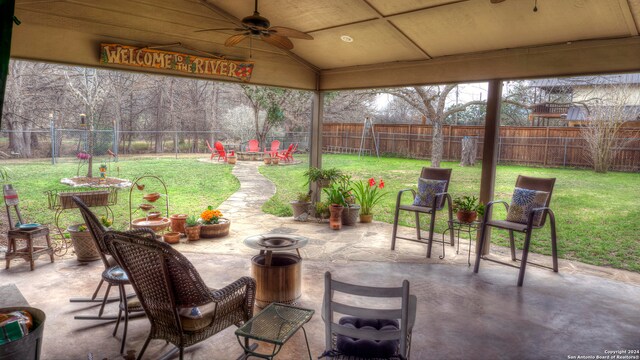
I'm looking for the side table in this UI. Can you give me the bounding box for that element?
[235,302,314,360]
[443,220,480,266]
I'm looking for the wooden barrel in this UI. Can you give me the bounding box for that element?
[251,253,301,308]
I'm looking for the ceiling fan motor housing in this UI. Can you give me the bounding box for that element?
[242,12,270,29]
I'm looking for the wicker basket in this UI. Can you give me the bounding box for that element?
[199,218,230,238]
[68,224,101,262]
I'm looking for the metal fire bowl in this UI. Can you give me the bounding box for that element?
[244,234,309,251]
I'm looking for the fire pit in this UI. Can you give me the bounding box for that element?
[244,234,309,308]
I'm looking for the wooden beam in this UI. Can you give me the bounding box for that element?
[309,89,324,202]
[478,79,502,255]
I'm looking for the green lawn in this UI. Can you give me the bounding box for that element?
[1,157,238,233]
[260,154,640,272]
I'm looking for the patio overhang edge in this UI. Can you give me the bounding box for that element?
[318,36,640,91]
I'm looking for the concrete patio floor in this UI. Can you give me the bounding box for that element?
[2,160,639,359]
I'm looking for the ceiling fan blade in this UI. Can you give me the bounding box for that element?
[268,26,313,40]
[260,33,294,50]
[225,34,249,47]
[195,27,243,33]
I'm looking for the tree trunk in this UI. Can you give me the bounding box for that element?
[460,136,478,166]
[431,122,443,167]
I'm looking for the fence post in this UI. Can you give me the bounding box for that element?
[113,125,119,161]
[543,127,550,166]
[563,138,568,167]
[174,131,178,159]
[497,136,502,163]
[50,115,56,165]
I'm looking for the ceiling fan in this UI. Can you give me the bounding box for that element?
[196,0,313,51]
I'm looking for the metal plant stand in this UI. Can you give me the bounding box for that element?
[443,219,480,266]
[128,175,169,233]
[46,188,117,256]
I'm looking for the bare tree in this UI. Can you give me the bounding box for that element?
[581,83,640,173]
[384,85,484,167]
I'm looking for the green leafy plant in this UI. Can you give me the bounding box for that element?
[303,167,343,185]
[0,166,10,183]
[295,191,311,203]
[77,224,87,232]
[185,215,199,227]
[314,201,330,219]
[453,195,484,216]
[100,216,113,228]
[352,178,387,215]
[323,183,348,206]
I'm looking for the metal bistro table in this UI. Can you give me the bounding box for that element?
[236,302,314,360]
[443,219,481,266]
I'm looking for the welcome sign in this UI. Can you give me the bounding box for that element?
[100,43,254,81]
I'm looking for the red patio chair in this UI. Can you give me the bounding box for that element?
[214,141,227,162]
[277,143,294,162]
[264,140,280,157]
[247,139,260,153]
[205,140,218,161]
[287,142,298,162]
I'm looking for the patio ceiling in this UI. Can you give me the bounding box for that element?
[10,0,640,90]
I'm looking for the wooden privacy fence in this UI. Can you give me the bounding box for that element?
[323,123,640,172]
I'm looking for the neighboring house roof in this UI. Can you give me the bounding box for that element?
[565,105,640,121]
[530,74,640,89]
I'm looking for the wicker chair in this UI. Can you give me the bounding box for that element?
[473,175,558,287]
[104,230,256,360]
[72,196,153,353]
[321,272,416,360]
[390,167,454,258]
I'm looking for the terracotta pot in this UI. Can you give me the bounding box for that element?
[143,192,161,202]
[264,157,272,165]
[329,205,343,230]
[185,225,201,241]
[170,214,188,234]
[359,214,373,223]
[200,218,231,238]
[163,232,181,244]
[456,210,477,223]
[271,157,279,165]
[317,179,330,188]
[227,156,237,165]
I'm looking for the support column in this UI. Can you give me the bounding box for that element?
[309,90,324,202]
[478,79,502,255]
[0,0,16,116]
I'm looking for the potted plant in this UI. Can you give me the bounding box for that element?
[227,151,237,165]
[290,191,311,219]
[263,156,272,165]
[304,167,343,189]
[184,215,201,241]
[352,178,387,223]
[453,195,484,223]
[314,201,330,222]
[337,175,360,226]
[323,183,348,230]
[199,206,230,238]
[67,223,101,262]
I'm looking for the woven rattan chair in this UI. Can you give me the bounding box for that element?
[391,167,454,258]
[473,175,558,287]
[321,272,416,360]
[104,230,256,360]
[72,196,152,353]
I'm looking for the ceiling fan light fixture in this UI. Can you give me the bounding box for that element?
[340,35,354,43]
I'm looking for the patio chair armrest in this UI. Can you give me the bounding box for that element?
[211,276,257,320]
[481,200,509,222]
[396,189,416,205]
[526,206,555,228]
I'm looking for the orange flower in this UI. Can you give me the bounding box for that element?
[200,208,223,224]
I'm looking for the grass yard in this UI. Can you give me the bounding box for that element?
[0,157,238,235]
[260,154,640,272]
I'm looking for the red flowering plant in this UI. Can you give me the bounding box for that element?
[352,178,387,215]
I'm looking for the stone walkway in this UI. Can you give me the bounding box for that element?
[178,160,640,285]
